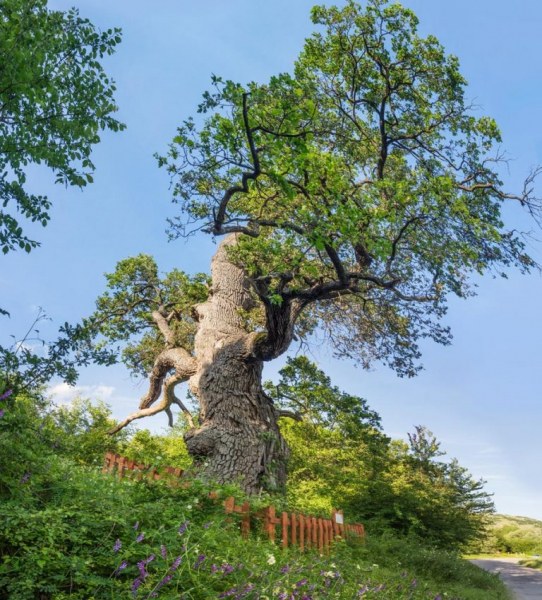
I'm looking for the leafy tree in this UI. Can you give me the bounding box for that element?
[265,359,492,549]
[120,422,192,471]
[0,0,124,255]
[266,357,390,516]
[47,397,128,467]
[87,255,209,431]
[264,355,384,437]
[0,307,118,394]
[89,0,540,492]
[0,386,125,502]
[373,429,494,549]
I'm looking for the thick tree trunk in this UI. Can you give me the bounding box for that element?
[185,236,289,493]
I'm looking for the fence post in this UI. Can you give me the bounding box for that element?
[117,456,126,480]
[317,518,324,554]
[281,512,289,549]
[291,513,297,547]
[264,505,276,543]
[299,514,305,551]
[102,452,111,474]
[241,501,250,539]
[323,519,330,554]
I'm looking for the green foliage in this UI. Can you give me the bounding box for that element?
[519,558,542,571]
[0,379,507,598]
[120,419,192,471]
[0,462,509,599]
[159,0,541,377]
[0,0,125,254]
[0,309,118,395]
[90,255,209,376]
[375,436,494,549]
[266,355,384,437]
[475,514,542,555]
[0,385,124,501]
[269,358,494,551]
[47,397,129,467]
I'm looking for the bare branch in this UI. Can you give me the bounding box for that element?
[151,309,176,347]
[213,93,261,234]
[276,409,303,421]
[109,347,197,435]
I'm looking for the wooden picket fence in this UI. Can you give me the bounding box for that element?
[103,452,365,554]
[102,452,184,482]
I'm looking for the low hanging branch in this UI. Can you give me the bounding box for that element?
[108,347,197,434]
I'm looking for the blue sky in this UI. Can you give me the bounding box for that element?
[2,0,542,519]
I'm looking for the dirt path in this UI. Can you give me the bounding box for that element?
[471,558,542,599]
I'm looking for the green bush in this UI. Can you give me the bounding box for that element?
[0,464,511,599]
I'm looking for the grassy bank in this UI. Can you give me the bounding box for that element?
[0,458,511,599]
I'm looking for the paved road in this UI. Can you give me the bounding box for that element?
[471,558,542,599]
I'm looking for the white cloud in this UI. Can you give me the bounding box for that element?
[475,444,502,457]
[47,382,115,405]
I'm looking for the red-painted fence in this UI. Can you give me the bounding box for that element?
[103,452,364,554]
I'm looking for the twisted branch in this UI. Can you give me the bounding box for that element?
[108,347,197,435]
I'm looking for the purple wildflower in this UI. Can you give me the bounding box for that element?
[411,579,417,588]
[0,409,4,418]
[235,583,255,599]
[434,596,442,600]
[218,588,237,599]
[113,560,128,576]
[221,563,235,575]
[295,579,308,588]
[137,561,148,579]
[151,572,174,596]
[131,577,143,596]
[280,564,290,574]
[178,520,189,535]
[20,472,31,484]
[160,544,167,559]
[169,556,182,572]
[358,586,369,596]
[203,521,213,529]
[136,532,145,543]
[133,521,139,530]
[194,554,206,569]
[113,539,122,552]
[0,390,13,400]
[211,564,219,573]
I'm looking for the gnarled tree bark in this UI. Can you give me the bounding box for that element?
[185,236,291,493]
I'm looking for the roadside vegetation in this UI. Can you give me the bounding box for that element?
[466,514,542,571]
[0,380,511,599]
[477,515,542,555]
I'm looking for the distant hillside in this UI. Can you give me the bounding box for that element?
[481,514,542,554]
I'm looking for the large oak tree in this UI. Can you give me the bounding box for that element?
[92,0,540,493]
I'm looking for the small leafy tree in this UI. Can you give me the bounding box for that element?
[87,0,540,492]
[0,0,124,255]
[267,357,390,516]
[268,359,492,548]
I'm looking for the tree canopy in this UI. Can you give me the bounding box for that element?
[0,0,124,255]
[159,0,540,376]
